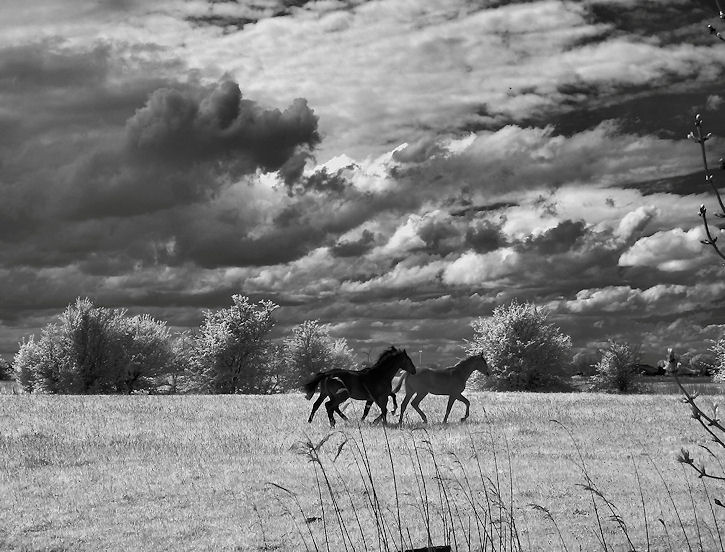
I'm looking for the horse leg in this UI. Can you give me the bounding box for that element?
[398,392,414,425]
[308,393,326,423]
[325,399,337,428]
[410,392,429,424]
[371,397,388,425]
[442,395,456,423]
[458,394,471,422]
[389,393,398,414]
[335,388,350,421]
[361,400,373,421]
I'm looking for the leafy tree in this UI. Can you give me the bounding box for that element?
[118,314,173,393]
[593,340,642,393]
[14,324,73,393]
[193,294,278,393]
[467,300,572,391]
[283,320,357,389]
[58,298,126,392]
[13,298,174,394]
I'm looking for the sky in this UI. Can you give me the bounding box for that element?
[1,0,725,366]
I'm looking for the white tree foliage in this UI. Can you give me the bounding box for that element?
[467,300,572,390]
[193,294,278,394]
[593,340,641,393]
[13,298,173,394]
[283,320,356,389]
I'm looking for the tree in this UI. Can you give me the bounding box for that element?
[118,314,174,393]
[13,298,175,394]
[467,300,572,391]
[592,340,642,393]
[283,320,357,389]
[193,294,278,394]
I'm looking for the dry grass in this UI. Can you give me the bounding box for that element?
[0,392,722,551]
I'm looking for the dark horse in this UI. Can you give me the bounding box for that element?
[394,354,489,424]
[303,346,417,427]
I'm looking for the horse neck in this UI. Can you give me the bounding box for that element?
[453,359,480,381]
[372,355,405,381]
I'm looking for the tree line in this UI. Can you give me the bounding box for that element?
[11,295,356,395]
[7,294,725,395]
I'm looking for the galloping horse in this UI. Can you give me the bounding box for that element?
[303,346,416,427]
[394,354,489,424]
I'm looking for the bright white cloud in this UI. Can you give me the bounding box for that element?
[615,206,658,241]
[618,226,710,271]
[442,248,520,286]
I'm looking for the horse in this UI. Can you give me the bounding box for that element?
[303,346,416,427]
[394,354,489,424]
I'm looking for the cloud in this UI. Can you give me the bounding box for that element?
[442,248,521,286]
[126,81,319,170]
[618,227,710,271]
[2,0,725,365]
[615,206,658,240]
[520,219,588,255]
[331,229,376,257]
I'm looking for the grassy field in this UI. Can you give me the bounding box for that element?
[1,392,723,551]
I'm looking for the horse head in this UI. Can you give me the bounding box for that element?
[462,353,489,375]
[474,353,490,375]
[399,348,417,375]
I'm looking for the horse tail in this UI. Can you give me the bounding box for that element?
[303,373,325,400]
[391,372,408,394]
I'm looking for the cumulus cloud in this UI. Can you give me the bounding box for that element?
[615,206,658,240]
[618,227,710,271]
[442,248,521,286]
[126,81,319,170]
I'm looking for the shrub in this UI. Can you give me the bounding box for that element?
[467,300,572,391]
[592,340,642,393]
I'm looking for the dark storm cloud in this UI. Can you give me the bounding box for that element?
[584,1,714,45]
[0,39,322,281]
[63,80,320,218]
[126,81,319,170]
[522,88,725,140]
[465,220,508,253]
[331,229,376,257]
[520,220,587,255]
[184,0,358,30]
[623,170,711,196]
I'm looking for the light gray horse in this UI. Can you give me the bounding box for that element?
[394,354,489,424]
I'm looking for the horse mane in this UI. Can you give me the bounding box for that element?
[371,346,401,366]
[441,354,486,373]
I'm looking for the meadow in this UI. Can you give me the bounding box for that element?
[1,391,723,551]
